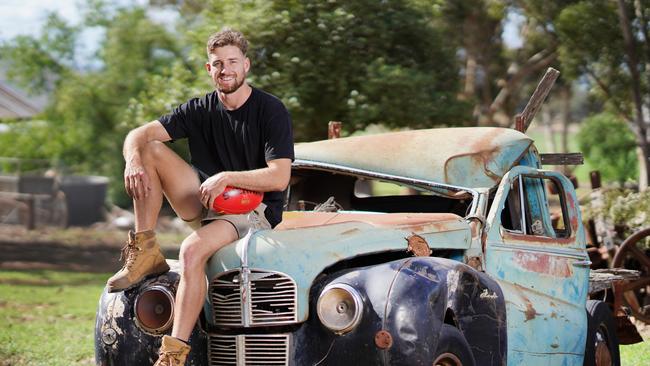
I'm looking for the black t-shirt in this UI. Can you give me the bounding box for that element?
[158,87,294,227]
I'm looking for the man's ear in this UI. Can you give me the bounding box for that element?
[205,62,211,73]
[244,57,251,73]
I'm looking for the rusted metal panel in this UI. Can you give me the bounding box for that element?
[406,234,431,257]
[206,216,472,324]
[276,211,462,230]
[485,166,590,364]
[295,127,533,189]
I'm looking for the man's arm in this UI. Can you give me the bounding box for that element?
[123,121,172,200]
[198,158,292,209]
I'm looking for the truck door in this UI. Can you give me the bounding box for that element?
[485,165,590,365]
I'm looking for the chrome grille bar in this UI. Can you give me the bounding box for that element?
[208,334,290,366]
[210,269,297,327]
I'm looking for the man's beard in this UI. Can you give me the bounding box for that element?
[217,75,245,94]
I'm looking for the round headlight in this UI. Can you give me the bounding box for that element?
[134,285,174,334]
[317,283,363,334]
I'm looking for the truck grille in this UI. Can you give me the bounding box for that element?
[210,269,297,327]
[208,334,290,366]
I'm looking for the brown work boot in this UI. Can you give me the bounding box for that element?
[153,335,191,366]
[106,230,170,292]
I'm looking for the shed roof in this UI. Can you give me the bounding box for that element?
[0,81,43,119]
[294,127,533,189]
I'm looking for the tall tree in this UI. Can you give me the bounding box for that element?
[437,0,507,125]
[556,0,650,189]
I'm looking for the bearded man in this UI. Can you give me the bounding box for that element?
[106,28,294,366]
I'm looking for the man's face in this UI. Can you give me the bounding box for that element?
[206,45,250,94]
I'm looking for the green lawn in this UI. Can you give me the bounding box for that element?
[525,127,593,187]
[0,270,109,366]
[0,269,647,365]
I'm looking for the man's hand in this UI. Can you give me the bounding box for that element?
[124,156,151,200]
[199,172,230,209]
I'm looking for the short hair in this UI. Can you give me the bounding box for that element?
[206,28,249,56]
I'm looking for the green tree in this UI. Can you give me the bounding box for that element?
[188,0,470,140]
[0,3,186,206]
[577,113,638,184]
[436,0,507,125]
[555,0,650,189]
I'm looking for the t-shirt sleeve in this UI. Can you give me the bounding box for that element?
[264,99,295,162]
[158,97,204,141]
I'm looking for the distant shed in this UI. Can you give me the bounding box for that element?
[0,80,43,119]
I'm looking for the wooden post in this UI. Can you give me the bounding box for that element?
[328,121,342,139]
[590,171,602,190]
[26,194,35,230]
[514,67,560,133]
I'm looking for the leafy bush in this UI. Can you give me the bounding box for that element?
[584,188,650,236]
[577,113,638,184]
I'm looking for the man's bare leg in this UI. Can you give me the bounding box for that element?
[134,141,204,229]
[107,141,205,292]
[171,220,238,341]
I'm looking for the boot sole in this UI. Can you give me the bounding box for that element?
[107,263,171,293]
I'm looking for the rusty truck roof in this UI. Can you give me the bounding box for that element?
[294,127,533,189]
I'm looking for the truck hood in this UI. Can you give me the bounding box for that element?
[206,212,471,323]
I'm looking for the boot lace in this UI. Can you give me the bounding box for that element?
[119,242,141,270]
[156,350,186,366]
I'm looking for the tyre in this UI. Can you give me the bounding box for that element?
[583,300,620,366]
[433,324,476,366]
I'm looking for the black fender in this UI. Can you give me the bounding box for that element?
[288,260,404,365]
[287,256,506,366]
[94,262,208,366]
[381,257,506,365]
[443,259,507,366]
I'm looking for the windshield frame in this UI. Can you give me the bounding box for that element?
[292,159,480,216]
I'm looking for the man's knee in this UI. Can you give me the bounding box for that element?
[141,140,169,164]
[178,237,206,275]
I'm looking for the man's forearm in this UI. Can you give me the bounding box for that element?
[221,168,288,192]
[123,121,171,162]
[218,159,292,193]
[123,129,147,162]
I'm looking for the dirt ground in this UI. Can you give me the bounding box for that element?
[0,224,184,273]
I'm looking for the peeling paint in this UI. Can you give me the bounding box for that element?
[524,298,538,321]
[406,234,431,257]
[294,127,532,188]
[513,251,573,278]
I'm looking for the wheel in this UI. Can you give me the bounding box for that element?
[612,227,650,323]
[583,300,620,366]
[433,324,475,366]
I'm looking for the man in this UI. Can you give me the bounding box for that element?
[106,29,294,366]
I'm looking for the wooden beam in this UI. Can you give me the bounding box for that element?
[539,153,584,165]
[514,67,560,133]
[328,121,342,139]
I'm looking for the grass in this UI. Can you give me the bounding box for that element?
[0,269,647,365]
[525,127,593,188]
[622,341,650,365]
[0,270,109,366]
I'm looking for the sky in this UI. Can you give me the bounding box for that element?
[0,0,524,46]
[0,0,88,40]
[0,0,178,70]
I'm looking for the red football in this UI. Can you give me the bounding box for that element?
[211,186,264,214]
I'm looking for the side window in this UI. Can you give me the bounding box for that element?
[545,178,570,238]
[501,175,571,238]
